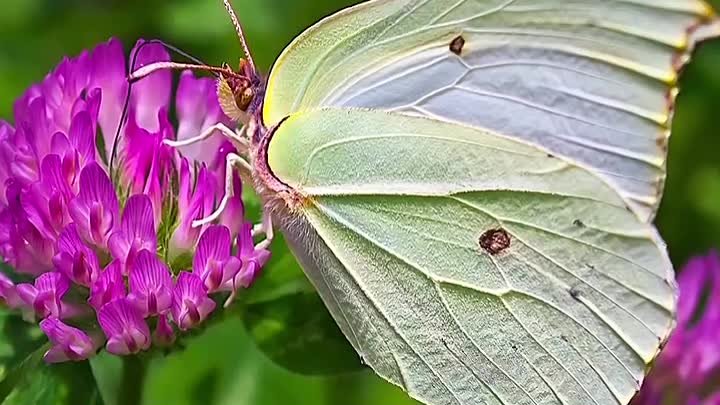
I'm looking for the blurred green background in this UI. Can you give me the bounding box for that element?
[1,0,720,404]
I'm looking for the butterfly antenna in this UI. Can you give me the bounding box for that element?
[109,40,221,176]
[157,40,211,68]
[223,0,256,72]
[109,40,146,177]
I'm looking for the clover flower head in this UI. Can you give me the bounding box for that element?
[0,38,270,362]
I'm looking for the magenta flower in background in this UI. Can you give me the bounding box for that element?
[128,249,173,317]
[234,222,270,289]
[172,272,215,331]
[193,225,241,293]
[0,38,270,363]
[53,223,102,287]
[89,260,125,311]
[153,314,175,346]
[0,272,20,309]
[39,317,98,363]
[632,251,720,405]
[16,272,72,319]
[98,298,151,355]
[69,162,120,251]
[108,194,157,275]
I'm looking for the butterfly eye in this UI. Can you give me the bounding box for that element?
[237,87,254,111]
[217,75,253,123]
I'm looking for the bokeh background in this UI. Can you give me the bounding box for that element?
[0,0,719,404]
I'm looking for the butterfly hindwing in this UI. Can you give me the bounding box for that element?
[263,0,719,221]
[266,108,675,405]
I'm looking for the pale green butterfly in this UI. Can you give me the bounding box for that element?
[133,1,720,404]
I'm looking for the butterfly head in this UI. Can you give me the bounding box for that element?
[217,58,264,125]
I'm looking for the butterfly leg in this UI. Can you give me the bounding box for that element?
[252,213,274,249]
[163,124,249,153]
[192,152,251,228]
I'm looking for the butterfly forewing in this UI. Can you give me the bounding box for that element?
[263,0,720,221]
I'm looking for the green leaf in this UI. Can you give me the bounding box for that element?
[244,292,362,376]
[0,311,46,402]
[0,342,99,405]
[240,233,363,376]
[0,311,44,381]
[90,353,123,405]
[0,342,48,403]
[142,318,254,405]
[243,233,315,305]
[143,313,414,405]
[143,315,325,405]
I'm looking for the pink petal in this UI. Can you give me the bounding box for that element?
[168,163,216,258]
[172,272,215,331]
[98,298,150,355]
[175,71,231,164]
[17,272,70,318]
[39,317,96,362]
[128,40,170,132]
[107,194,157,272]
[50,131,72,157]
[15,283,38,309]
[237,222,255,257]
[193,225,232,286]
[35,271,70,298]
[128,250,173,317]
[153,314,175,346]
[67,110,95,165]
[12,220,55,275]
[89,38,128,158]
[0,121,13,204]
[0,273,21,308]
[219,173,244,238]
[38,154,73,201]
[53,223,101,287]
[21,155,73,240]
[118,113,174,204]
[89,260,126,311]
[69,162,119,249]
[118,194,156,246]
[193,225,241,293]
[20,97,53,161]
[21,187,58,243]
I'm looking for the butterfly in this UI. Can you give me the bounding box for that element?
[132,1,720,404]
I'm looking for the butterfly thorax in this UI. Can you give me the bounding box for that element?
[211,58,299,215]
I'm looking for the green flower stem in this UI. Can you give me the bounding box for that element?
[119,355,148,405]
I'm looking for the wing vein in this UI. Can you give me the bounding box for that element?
[434,283,536,405]
[449,196,670,298]
[500,298,602,405]
[512,251,661,344]
[309,206,465,405]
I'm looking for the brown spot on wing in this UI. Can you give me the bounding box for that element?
[449,35,465,56]
[479,228,510,255]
